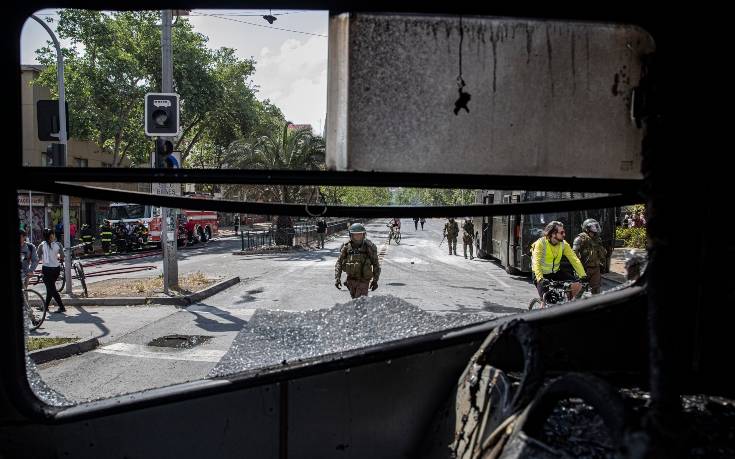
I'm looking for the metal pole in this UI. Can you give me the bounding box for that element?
[28,190,33,243]
[31,15,72,294]
[159,9,177,293]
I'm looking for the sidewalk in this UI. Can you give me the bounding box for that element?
[29,305,179,345]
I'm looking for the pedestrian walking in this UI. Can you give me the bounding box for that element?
[316,218,327,249]
[36,228,66,313]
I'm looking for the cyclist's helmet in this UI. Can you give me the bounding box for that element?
[582,218,601,233]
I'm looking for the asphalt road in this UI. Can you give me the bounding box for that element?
[36,219,616,402]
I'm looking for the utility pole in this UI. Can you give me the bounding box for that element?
[158,9,178,293]
[31,15,72,295]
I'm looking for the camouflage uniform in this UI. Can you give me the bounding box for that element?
[573,232,608,294]
[462,220,475,259]
[444,219,460,255]
[335,239,381,299]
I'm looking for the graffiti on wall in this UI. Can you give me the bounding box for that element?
[47,206,80,226]
[18,207,46,243]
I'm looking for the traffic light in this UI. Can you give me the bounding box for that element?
[37,100,69,141]
[45,143,66,167]
[145,93,179,136]
[45,143,66,166]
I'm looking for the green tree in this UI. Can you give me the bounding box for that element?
[395,188,475,206]
[319,187,391,206]
[33,11,260,167]
[226,124,325,203]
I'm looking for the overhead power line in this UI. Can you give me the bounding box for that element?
[194,12,327,38]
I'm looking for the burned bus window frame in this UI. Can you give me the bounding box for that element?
[3,4,661,427]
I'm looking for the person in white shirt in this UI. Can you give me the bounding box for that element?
[36,228,66,313]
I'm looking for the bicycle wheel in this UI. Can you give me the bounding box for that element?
[56,265,66,292]
[24,289,46,330]
[74,262,88,298]
[528,298,542,311]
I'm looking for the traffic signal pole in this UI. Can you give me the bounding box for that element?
[159,9,178,293]
[31,15,72,295]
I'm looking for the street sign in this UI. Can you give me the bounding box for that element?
[145,93,179,136]
[153,182,182,196]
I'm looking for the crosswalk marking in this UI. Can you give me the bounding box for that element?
[94,342,225,363]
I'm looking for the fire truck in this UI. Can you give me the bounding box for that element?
[106,198,219,246]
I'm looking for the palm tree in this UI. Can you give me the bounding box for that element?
[228,123,325,203]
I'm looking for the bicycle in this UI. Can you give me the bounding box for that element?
[528,279,590,310]
[23,287,47,330]
[387,224,401,245]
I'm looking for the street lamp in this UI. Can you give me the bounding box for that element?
[31,14,72,295]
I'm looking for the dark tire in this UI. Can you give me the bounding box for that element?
[205,227,212,241]
[24,289,46,330]
[56,265,66,292]
[528,298,542,311]
[518,373,627,447]
[74,262,88,298]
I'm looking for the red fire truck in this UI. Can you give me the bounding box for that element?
[108,198,219,246]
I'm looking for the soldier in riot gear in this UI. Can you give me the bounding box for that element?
[335,223,381,299]
[462,218,475,259]
[444,218,460,255]
[573,218,608,294]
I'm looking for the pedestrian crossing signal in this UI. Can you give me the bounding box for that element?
[145,93,179,136]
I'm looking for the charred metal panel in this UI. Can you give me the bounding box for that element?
[327,14,655,179]
[0,385,280,458]
[287,344,477,458]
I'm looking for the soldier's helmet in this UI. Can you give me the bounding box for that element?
[349,223,366,235]
[582,218,601,233]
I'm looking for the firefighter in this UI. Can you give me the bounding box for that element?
[99,221,113,255]
[136,221,149,247]
[80,223,94,255]
[114,222,128,253]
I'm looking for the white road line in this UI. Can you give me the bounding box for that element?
[94,342,225,363]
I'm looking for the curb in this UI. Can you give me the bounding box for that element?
[184,276,241,305]
[29,336,99,364]
[60,276,241,307]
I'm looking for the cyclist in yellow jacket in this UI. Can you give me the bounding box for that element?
[531,221,587,301]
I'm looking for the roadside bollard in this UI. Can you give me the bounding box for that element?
[241,231,245,252]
